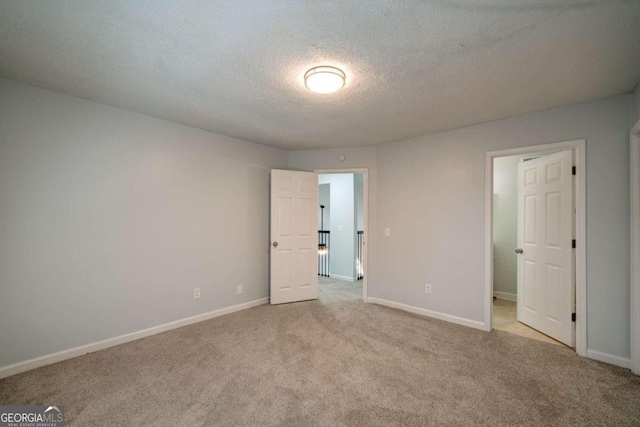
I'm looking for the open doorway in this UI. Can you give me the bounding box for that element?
[485,140,586,355]
[316,169,368,302]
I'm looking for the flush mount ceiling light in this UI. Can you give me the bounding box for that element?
[304,66,346,94]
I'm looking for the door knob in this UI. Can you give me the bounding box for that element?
[272,242,278,247]
[515,248,523,254]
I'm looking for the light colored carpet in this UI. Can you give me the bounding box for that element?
[1,277,640,426]
[493,298,567,347]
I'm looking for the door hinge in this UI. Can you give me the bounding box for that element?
[572,166,576,175]
[572,313,576,322]
[572,239,576,249]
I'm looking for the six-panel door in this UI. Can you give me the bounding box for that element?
[270,169,319,305]
[517,150,575,347]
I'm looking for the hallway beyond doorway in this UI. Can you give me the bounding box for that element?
[318,276,362,302]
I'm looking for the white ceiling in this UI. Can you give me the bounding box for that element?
[1,1,639,150]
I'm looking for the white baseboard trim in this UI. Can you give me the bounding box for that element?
[493,291,517,302]
[586,349,631,369]
[329,274,355,282]
[0,297,269,379]
[368,297,487,331]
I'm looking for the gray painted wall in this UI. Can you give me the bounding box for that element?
[0,79,288,367]
[376,94,630,359]
[492,156,519,297]
[355,173,364,232]
[318,184,330,230]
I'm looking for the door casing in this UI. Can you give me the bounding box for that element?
[484,139,586,356]
[630,120,640,375]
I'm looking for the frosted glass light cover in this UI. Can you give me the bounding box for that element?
[304,66,346,94]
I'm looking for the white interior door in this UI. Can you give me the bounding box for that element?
[517,151,575,346]
[270,169,318,305]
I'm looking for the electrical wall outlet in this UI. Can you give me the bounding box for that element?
[193,288,200,299]
[425,284,432,294]
[384,227,391,237]
[237,284,243,295]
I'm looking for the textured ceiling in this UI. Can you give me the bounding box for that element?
[1,1,639,150]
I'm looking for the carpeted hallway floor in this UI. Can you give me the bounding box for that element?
[1,277,640,426]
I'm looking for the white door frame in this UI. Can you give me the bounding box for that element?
[484,139,586,356]
[630,119,640,375]
[314,168,369,302]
